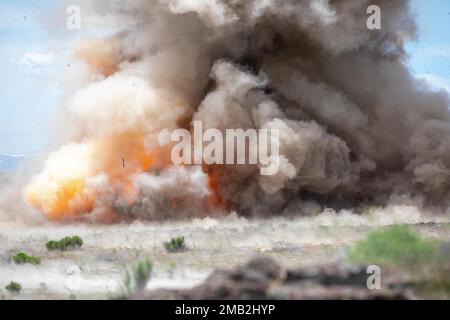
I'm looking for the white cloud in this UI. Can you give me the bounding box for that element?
[1,153,30,158]
[417,74,450,93]
[16,52,54,67]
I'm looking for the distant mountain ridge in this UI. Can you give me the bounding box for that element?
[0,154,29,171]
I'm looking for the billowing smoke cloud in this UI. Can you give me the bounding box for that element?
[22,0,450,222]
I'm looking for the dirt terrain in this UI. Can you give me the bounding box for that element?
[1,209,449,299]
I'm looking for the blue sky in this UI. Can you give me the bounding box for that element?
[0,0,62,154]
[407,0,450,91]
[0,0,450,154]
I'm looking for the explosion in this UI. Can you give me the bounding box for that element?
[24,0,450,222]
[25,143,95,221]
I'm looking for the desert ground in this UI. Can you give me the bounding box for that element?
[1,207,449,299]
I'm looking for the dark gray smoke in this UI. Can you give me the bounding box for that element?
[21,0,450,222]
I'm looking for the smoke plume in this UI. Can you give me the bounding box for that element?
[22,0,450,222]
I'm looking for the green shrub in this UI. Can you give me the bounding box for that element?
[164,236,186,252]
[46,236,83,251]
[121,259,152,297]
[5,281,21,293]
[13,252,41,265]
[348,225,436,268]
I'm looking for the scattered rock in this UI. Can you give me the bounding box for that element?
[131,256,414,300]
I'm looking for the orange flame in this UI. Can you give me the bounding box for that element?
[26,177,95,221]
[25,130,173,222]
[25,128,228,222]
[203,165,227,208]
